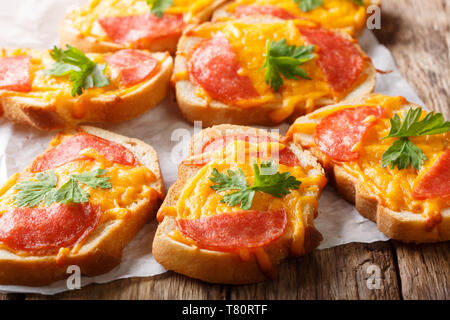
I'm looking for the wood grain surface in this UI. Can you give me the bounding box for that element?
[1,0,449,300]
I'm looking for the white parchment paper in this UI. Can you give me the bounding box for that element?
[0,0,424,294]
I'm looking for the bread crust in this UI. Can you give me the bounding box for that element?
[59,0,228,54]
[0,126,164,286]
[153,124,325,284]
[0,52,173,131]
[290,94,450,243]
[173,17,376,127]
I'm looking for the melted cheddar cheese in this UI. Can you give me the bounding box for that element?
[0,133,161,255]
[182,19,369,122]
[225,0,369,36]
[71,0,220,38]
[289,94,450,226]
[0,48,166,119]
[162,140,326,258]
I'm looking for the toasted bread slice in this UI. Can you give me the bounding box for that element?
[0,49,172,131]
[59,0,227,54]
[212,0,382,37]
[153,124,326,284]
[173,17,376,127]
[288,94,450,243]
[0,126,164,286]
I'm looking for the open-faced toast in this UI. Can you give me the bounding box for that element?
[153,124,327,284]
[212,0,382,37]
[288,94,450,243]
[0,126,164,286]
[173,17,376,127]
[59,0,228,54]
[0,47,172,130]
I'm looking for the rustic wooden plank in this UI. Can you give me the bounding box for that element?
[373,0,449,117]
[393,242,449,300]
[27,272,226,300]
[374,0,449,300]
[0,293,24,300]
[228,242,400,300]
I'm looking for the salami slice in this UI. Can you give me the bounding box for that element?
[187,35,259,103]
[177,209,287,251]
[234,5,297,20]
[0,203,99,252]
[314,106,384,162]
[197,134,300,167]
[298,26,364,92]
[105,49,159,86]
[31,133,137,173]
[0,56,31,92]
[413,149,450,200]
[98,13,185,44]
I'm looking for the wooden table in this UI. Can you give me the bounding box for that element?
[2,0,449,300]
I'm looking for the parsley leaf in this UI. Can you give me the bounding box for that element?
[381,108,450,170]
[381,137,427,170]
[384,108,450,139]
[71,169,112,189]
[209,161,301,210]
[14,169,112,207]
[147,0,173,17]
[350,0,364,6]
[14,171,58,207]
[45,45,110,97]
[262,39,315,92]
[294,0,323,12]
[55,178,90,204]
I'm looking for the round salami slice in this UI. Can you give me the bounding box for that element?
[202,134,275,154]
[0,56,31,92]
[187,35,259,103]
[197,134,299,167]
[314,106,384,162]
[98,13,185,44]
[234,5,298,20]
[31,133,137,173]
[298,26,364,92]
[177,209,287,251]
[413,149,450,200]
[0,203,99,253]
[105,49,159,86]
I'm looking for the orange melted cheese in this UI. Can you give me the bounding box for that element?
[182,19,368,122]
[289,94,450,227]
[0,134,161,256]
[70,0,220,38]
[161,140,326,272]
[225,0,369,36]
[0,48,166,119]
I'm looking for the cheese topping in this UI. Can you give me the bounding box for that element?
[290,94,450,225]
[226,0,369,35]
[165,140,326,258]
[70,0,219,38]
[0,133,160,254]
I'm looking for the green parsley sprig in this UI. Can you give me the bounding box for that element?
[14,169,111,207]
[294,0,323,12]
[209,161,301,210]
[147,0,173,17]
[45,45,110,97]
[381,108,450,170]
[14,171,58,207]
[262,39,315,92]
